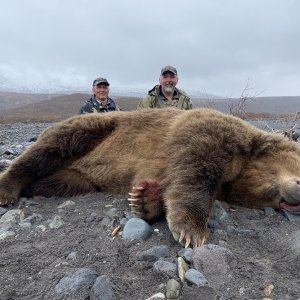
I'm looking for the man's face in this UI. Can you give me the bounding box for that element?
[159,72,178,94]
[92,84,109,101]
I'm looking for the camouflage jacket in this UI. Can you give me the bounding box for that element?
[79,95,120,114]
[137,85,193,110]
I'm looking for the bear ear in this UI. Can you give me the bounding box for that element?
[250,137,268,156]
[250,135,282,157]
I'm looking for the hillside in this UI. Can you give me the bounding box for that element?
[0,93,142,123]
[0,92,299,123]
[0,91,62,110]
[192,96,300,114]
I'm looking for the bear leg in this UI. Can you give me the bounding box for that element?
[22,169,98,198]
[0,116,116,206]
[0,173,20,205]
[164,188,213,248]
[128,180,164,222]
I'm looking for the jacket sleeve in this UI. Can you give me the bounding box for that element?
[79,102,93,114]
[182,94,193,110]
[137,96,153,109]
[187,98,193,109]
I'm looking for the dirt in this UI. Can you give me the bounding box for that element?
[0,192,299,300]
[0,123,300,300]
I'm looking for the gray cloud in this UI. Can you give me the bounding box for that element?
[1,0,300,96]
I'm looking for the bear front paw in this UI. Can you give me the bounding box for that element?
[169,222,208,248]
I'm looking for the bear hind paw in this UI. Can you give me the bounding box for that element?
[128,180,164,222]
[0,196,18,206]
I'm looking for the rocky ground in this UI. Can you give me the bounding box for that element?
[0,121,300,300]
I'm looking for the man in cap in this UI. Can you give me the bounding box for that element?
[137,65,192,110]
[79,77,121,114]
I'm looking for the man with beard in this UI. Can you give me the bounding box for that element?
[137,65,193,110]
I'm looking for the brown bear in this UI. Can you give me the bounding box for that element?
[0,108,300,247]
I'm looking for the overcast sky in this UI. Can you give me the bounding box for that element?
[1,0,300,97]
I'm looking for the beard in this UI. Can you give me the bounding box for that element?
[163,85,175,94]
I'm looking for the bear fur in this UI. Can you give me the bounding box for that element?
[1,108,300,247]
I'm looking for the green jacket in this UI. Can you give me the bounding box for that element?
[137,85,193,110]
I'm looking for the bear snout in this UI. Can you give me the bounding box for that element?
[279,179,300,212]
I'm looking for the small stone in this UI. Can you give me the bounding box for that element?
[0,225,11,235]
[166,279,181,299]
[57,200,75,209]
[3,148,15,155]
[281,210,300,222]
[0,209,25,227]
[138,245,169,262]
[19,222,31,228]
[90,275,114,300]
[177,257,189,282]
[122,218,151,240]
[36,225,46,231]
[185,268,208,287]
[264,207,276,216]
[66,252,77,260]
[19,215,36,226]
[54,268,97,294]
[0,207,8,217]
[145,292,166,299]
[208,218,219,229]
[177,247,193,263]
[49,216,64,229]
[0,159,12,171]
[105,208,118,218]
[0,231,16,240]
[263,284,274,297]
[153,260,177,278]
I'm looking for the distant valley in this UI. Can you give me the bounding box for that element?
[0,91,299,123]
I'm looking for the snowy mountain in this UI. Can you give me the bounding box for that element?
[0,76,220,99]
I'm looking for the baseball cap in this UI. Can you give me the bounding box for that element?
[160,65,177,75]
[93,77,110,86]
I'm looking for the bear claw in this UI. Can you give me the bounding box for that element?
[127,180,164,222]
[128,187,145,214]
[179,230,206,248]
[171,224,207,248]
[0,199,16,206]
[179,230,191,248]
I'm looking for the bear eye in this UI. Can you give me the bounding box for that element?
[265,186,280,198]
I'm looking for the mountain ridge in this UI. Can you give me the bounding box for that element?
[0,92,299,123]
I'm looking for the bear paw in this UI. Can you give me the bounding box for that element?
[128,180,163,222]
[0,179,19,206]
[0,194,18,206]
[169,222,207,248]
